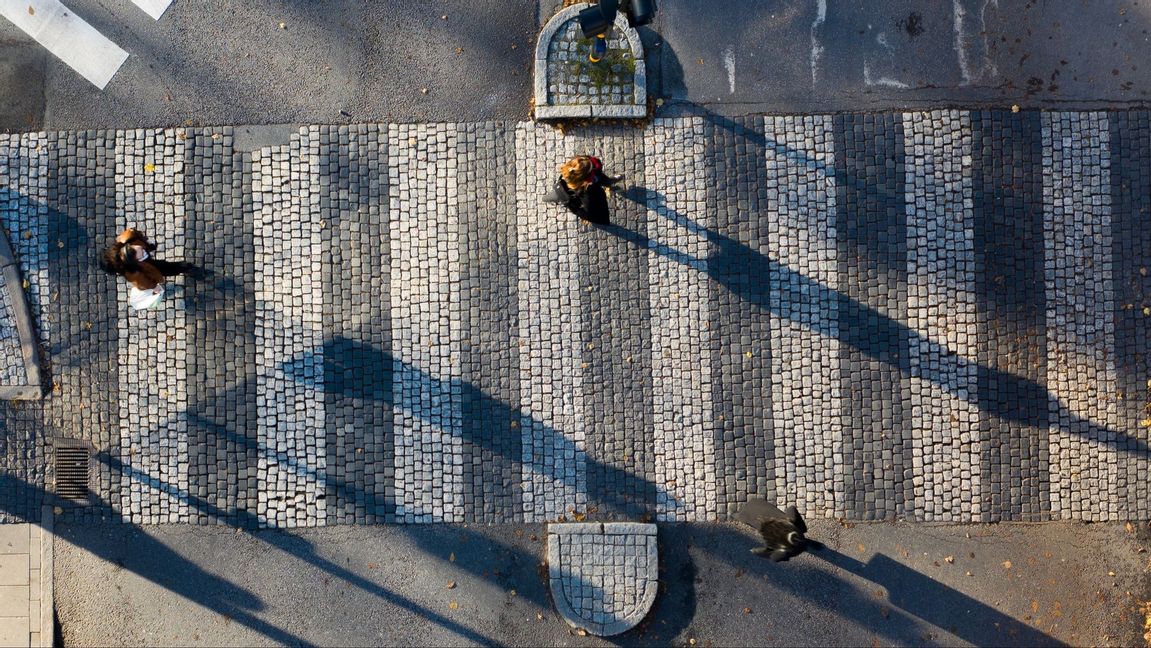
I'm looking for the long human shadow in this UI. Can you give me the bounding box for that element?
[278,335,665,521]
[702,523,1063,647]
[607,188,1151,457]
[0,474,310,647]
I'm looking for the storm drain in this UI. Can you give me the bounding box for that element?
[54,440,91,503]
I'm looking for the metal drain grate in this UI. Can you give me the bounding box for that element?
[54,441,91,502]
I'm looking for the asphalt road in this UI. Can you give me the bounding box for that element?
[5,1,1151,131]
[54,520,1150,647]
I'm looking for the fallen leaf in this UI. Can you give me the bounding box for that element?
[28,6,34,16]
[743,607,752,614]
[441,14,448,19]
[1012,104,1021,113]
[1127,522,1135,533]
[368,562,379,569]
[449,552,455,562]
[509,589,517,597]
[576,628,588,636]
[1109,571,1117,577]
[446,581,456,589]
[421,88,429,95]
[1003,560,1013,570]
[858,544,867,554]
[697,58,705,64]
[448,600,458,610]
[537,613,544,621]
[455,47,463,55]
[279,21,287,29]
[1032,600,1039,613]
[945,555,955,564]
[144,163,156,172]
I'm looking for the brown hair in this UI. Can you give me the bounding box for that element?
[560,156,594,191]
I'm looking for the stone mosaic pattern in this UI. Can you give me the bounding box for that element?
[0,113,1147,527]
[389,124,464,524]
[764,115,842,518]
[547,522,658,636]
[253,133,327,528]
[515,123,588,522]
[1042,112,1122,520]
[645,118,716,522]
[902,111,981,522]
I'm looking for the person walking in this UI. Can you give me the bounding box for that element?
[543,155,624,225]
[100,227,193,293]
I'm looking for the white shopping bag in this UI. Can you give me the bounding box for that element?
[128,284,165,310]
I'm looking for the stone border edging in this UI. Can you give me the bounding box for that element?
[0,227,42,400]
[547,522,658,636]
[534,3,647,120]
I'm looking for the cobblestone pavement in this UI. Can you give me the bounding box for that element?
[1,111,1150,527]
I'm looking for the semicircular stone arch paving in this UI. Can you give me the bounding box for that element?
[534,3,647,120]
[0,224,42,400]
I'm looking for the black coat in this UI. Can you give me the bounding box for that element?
[552,178,610,225]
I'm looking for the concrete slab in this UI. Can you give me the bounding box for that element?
[0,616,27,648]
[0,529,27,556]
[0,557,27,587]
[0,587,28,613]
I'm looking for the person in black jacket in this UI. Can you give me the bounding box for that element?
[543,155,623,225]
[737,498,812,562]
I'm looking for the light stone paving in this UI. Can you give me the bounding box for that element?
[115,128,189,523]
[903,111,982,522]
[388,124,465,524]
[515,123,588,522]
[253,133,326,528]
[764,115,842,518]
[1043,112,1122,521]
[646,118,716,522]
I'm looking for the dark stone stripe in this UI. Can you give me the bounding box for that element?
[834,113,910,521]
[972,110,1048,522]
[45,130,120,522]
[458,122,522,523]
[321,124,394,524]
[1109,111,1151,519]
[707,114,774,517]
[185,127,260,527]
[574,125,655,521]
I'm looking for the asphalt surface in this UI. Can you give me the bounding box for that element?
[6,1,1151,130]
[54,521,1150,647]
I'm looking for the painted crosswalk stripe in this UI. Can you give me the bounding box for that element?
[1,0,128,89]
[128,0,172,20]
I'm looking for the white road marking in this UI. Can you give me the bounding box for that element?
[0,0,129,89]
[810,0,827,87]
[128,0,172,20]
[723,46,736,94]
